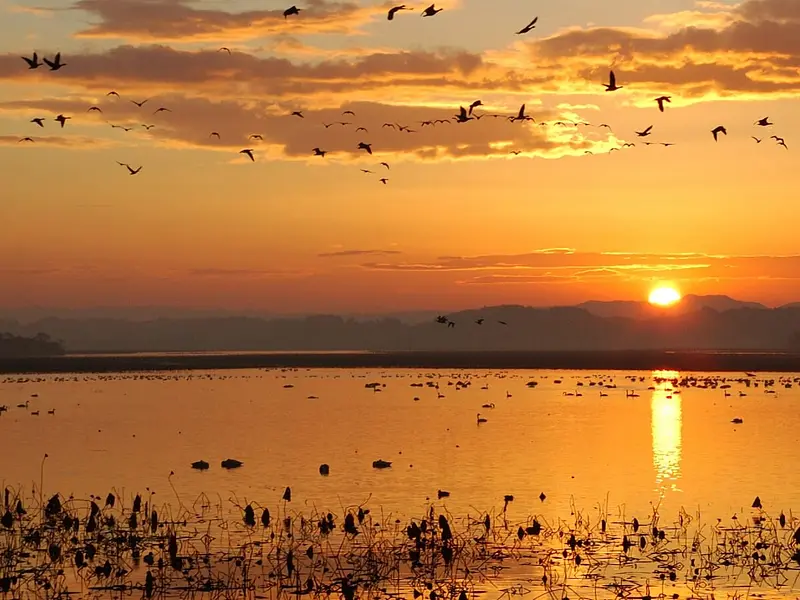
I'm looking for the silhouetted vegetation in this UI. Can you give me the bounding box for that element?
[0,332,64,358]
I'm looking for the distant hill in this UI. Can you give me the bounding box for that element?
[577,294,767,319]
[3,304,800,353]
[0,332,65,358]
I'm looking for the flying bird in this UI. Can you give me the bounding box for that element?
[752,136,762,143]
[421,4,442,17]
[511,104,531,122]
[515,16,538,34]
[126,165,143,175]
[291,111,304,118]
[380,162,390,169]
[712,125,727,141]
[239,149,255,161]
[599,123,611,129]
[454,106,473,123]
[249,134,264,140]
[219,47,231,54]
[755,117,773,127]
[21,52,40,69]
[30,118,45,127]
[43,53,66,71]
[141,124,155,130]
[106,91,120,97]
[54,114,70,127]
[153,107,171,114]
[387,5,408,20]
[130,99,149,107]
[357,142,372,154]
[509,150,521,155]
[604,70,622,91]
[18,137,34,143]
[356,127,368,133]
[342,110,356,116]
[210,132,221,138]
[636,125,653,137]
[379,178,388,184]
[777,139,788,149]
[468,100,482,115]
[360,169,373,174]
[87,106,103,113]
[655,96,671,112]
[284,5,301,18]
[312,147,327,156]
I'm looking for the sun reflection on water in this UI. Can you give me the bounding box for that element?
[651,370,682,491]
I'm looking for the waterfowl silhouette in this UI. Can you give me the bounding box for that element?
[219,47,231,54]
[312,147,327,156]
[380,162,390,169]
[221,458,243,469]
[191,460,210,470]
[54,114,70,127]
[387,4,410,20]
[21,52,40,69]
[356,127,368,133]
[249,134,263,140]
[87,106,102,113]
[18,137,34,143]
[319,464,330,475]
[290,111,304,118]
[468,100,482,115]
[752,137,762,143]
[437,490,450,499]
[655,96,671,112]
[30,118,44,127]
[372,459,392,469]
[106,91,120,97]
[636,125,653,137]
[342,110,356,116]
[153,107,171,114]
[712,126,727,141]
[126,165,143,175]
[357,142,372,154]
[476,413,487,424]
[284,6,301,18]
[511,104,532,122]
[130,99,149,108]
[379,178,388,184]
[239,149,255,161]
[421,4,442,17]
[755,117,773,127]
[142,124,155,130]
[454,106,473,123]
[604,70,622,91]
[516,17,539,34]
[43,53,66,70]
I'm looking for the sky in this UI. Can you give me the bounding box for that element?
[1,0,800,314]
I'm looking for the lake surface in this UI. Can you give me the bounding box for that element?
[1,368,799,523]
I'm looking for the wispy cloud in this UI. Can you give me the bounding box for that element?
[318,249,403,257]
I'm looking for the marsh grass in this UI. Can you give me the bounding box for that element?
[1,484,799,600]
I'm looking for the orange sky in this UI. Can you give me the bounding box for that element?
[1,0,799,313]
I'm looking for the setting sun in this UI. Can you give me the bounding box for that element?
[649,287,682,307]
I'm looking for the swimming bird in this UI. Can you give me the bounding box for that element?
[752,136,762,143]
[357,142,372,154]
[380,162,390,169]
[319,464,330,475]
[43,53,66,70]
[387,5,408,20]
[655,96,671,112]
[126,165,142,175]
[312,147,327,156]
[636,125,653,137]
[291,111,304,118]
[755,117,773,127]
[87,106,103,113]
[515,16,538,34]
[18,137,34,143]
[221,458,243,469]
[379,178,388,184]
[284,5,301,18]
[604,70,622,91]
[712,125,727,141]
[219,47,231,54]
[239,149,255,161]
[153,107,171,114]
[30,118,45,127]
[476,413,487,424]
[421,4,442,17]
[191,460,210,470]
[21,52,40,69]
[468,100,482,115]
[54,114,70,127]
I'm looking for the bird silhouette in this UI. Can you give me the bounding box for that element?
[106,91,120,97]
[636,125,653,137]
[342,110,356,116]
[284,6,301,18]
[755,117,773,127]
[357,142,372,154]
[240,149,255,161]
[604,70,622,91]
[141,124,155,130]
[249,134,263,140]
[468,100,482,115]
[30,118,45,127]
[312,147,327,156]
[43,53,66,70]
[387,5,408,20]
[599,123,612,129]
[210,132,221,138]
[511,104,532,122]
[126,165,143,175]
[752,136,762,143]
[87,106,102,113]
[360,169,373,174]
[291,111,304,118]
[655,96,671,112]
[356,127,368,133]
[380,162,390,169]
[379,178,388,184]
[18,137,34,143]
[21,52,40,69]
[54,114,70,127]
[421,4,442,17]
[712,125,727,141]
[454,106,473,123]
[130,99,149,107]
[153,107,171,114]
[515,16,538,34]
[219,47,231,54]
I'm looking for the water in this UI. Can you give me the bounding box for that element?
[0,368,798,523]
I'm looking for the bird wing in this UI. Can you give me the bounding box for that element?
[528,16,538,27]
[644,125,653,134]
[609,70,616,86]
[43,57,54,68]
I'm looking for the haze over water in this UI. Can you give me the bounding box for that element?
[2,368,798,522]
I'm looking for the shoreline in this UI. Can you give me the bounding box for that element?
[1,350,800,374]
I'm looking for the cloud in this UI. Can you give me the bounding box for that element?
[70,0,382,42]
[184,268,310,278]
[318,249,403,257]
[0,134,114,148]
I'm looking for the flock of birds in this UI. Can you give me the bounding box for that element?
[13,5,790,185]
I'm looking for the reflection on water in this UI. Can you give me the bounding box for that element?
[651,369,682,491]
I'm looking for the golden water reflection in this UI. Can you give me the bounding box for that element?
[651,369,682,490]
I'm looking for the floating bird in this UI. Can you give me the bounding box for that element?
[655,96,671,112]
[372,459,392,469]
[126,165,142,175]
[387,5,408,20]
[54,114,70,127]
[515,16,538,34]
[312,147,327,156]
[712,125,727,141]
[30,118,45,127]
[476,413,487,424]
[604,70,622,91]
[191,460,210,470]
[239,149,255,161]
[636,125,653,137]
[357,142,372,154]
[284,5,301,18]
[21,52,41,69]
[421,4,442,17]
[43,53,66,70]
[221,458,243,469]
[755,117,773,127]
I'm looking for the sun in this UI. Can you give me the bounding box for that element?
[648,286,682,307]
